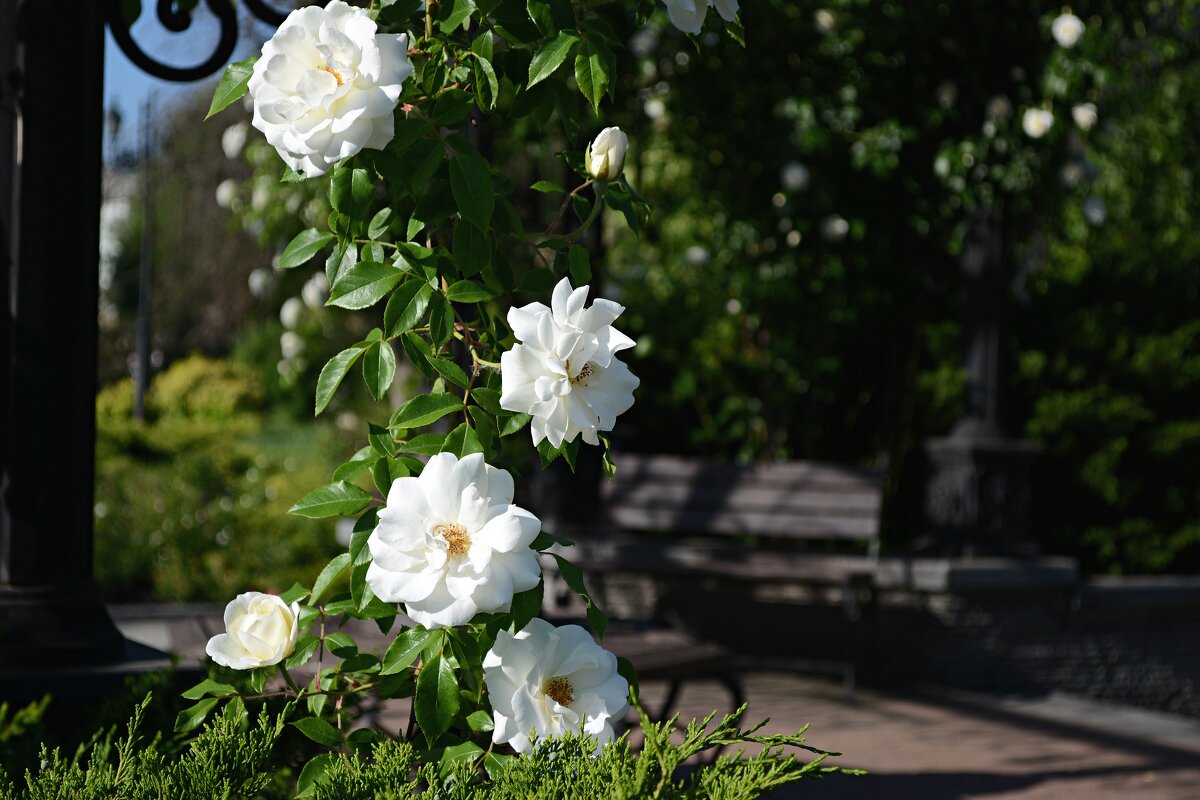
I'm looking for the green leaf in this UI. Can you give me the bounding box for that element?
[363,341,397,401]
[175,697,219,734]
[484,751,514,780]
[574,40,610,113]
[429,357,469,389]
[568,244,591,284]
[368,207,394,240]
[206,57,257,119]
[467,709,494,733]
[290,481,371,519]
[530,530,574,550]
[369,420,396,456]
[315,346,365,415]
[325,631,358,656]
[381,627,442,675]
[599,431,616,479]
[449,151,495,230]
[311,552,353,603]
[433,89,475,128]
[181,679,237,700]
[280,582,311,604]
[453,222,492,274]
[286,635,321,669]
[292,716,341,747]
[329,261,405,310]
[471,387,503,415]
[499,412,532,437]
[472,54,499,111]
[526,0,573,36]
[445,279,496,303]
[331,165,374,219]
[531,179,566,194]
[616,655,639,697]
[437,0,475,32]
[586,598,608,640]
[391,393,464,429]
[429,295,455,347]
[296,753,335,798]
[383,280,433,338]
[510,580,543,632]
[415,650,459,746]
[325,240,357,286]
[528,30,578,88]
[279,229,334,269]
[517,268,558,294]
[439,741,484,776]
[400,331,435,379]
[397,433,447,455]
[333,446,375,482]
[441,422,484,457]
[553,554,606,638]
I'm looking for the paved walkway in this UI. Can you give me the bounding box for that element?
[114,609,1200,799]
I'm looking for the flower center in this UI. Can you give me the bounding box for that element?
[568,361,596,386]
[544,676,574,707]
[433,523,470,557]
[319,64,345,86]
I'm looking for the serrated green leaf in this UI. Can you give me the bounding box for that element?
[453,222,491,274]
[280,228,334,269]
[445,279,496,303]
[391,393,464,429]
[433,88,475,127]
[329,261,405,310]
[368,207,394,239]
[472,387,503,415]
[467,709,495,733]
[567,244,591,284]
[499,412,533,436]
[437,0,475,31]
[292,716,341,747]
[449,151,494,230]
[331,165,374,218]
[175,698,219,734]
[296,753,335,798]
[472,54,499,111]
[383,280,433,338]
[289,483,372,519]
[363,341,398,401]
[528,30,578,87]
[574,40,610,113]
[397,433,447,455]
[429,357,469,389]
[206,57,257,119]
[415,650,459,746]
[280,582,311,604]
[441,422,484,457]
[181,679,237,700]
[530,179,566,194]
[530,530,574,550]
[332,446,375,482]
[286,635,321,669]
[315,347,365,415]
[381,627,442,675]
[429,295,455,347]
[311,552,353,603]
[440,741,484,776]
[510,580,543,631]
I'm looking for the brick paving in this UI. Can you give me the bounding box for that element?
[115,609,1200,799]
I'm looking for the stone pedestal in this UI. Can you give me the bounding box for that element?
[925,425,1043,556]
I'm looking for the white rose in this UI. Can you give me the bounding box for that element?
[484,618,629,755]
[248,0,414,177]
[780,161,810,192]
[214,178,238,209]
[1022,108,1054,139]
[301,272,330,309]
[280,296,305,329]
[365,453,542,629]
[1051,13,1085,48]
[206,592,300,670]
[500,277,639,449]
[280,330,305,359]
[585,127,628,183]
[1071,102,1097,130]
[820,214,849,242]
[221,122,248,160]
[662,0,738,35]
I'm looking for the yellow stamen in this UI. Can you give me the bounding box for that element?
[544,676,574,707]
[434,523,470,557]
[319,65,344,86]
[569,362,596,386]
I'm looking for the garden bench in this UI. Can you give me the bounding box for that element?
[549,453,883,710]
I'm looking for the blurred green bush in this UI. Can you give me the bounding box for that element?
[95,355,349,602]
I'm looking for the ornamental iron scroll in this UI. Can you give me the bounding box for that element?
[104,0,290,83]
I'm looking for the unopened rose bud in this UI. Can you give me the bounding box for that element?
[586,127,629,183]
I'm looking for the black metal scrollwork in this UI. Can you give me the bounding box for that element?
[105,0,292,83]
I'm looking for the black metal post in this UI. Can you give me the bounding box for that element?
[924,213,1041,555]
[133,96,154,421]
[0,0,126,668]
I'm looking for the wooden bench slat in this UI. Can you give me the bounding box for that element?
[572,540,876,582]
[604,482,882,515]
[609,506,878,539]
[615,454,881,489]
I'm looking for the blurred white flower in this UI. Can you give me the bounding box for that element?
[986,95,1013,121]
[248,268,273,298]
[820,214,849,242]
[215,179,238,209]
[662,0,738,35]
[280,330,305,359]
[643,98,666,120]
[251,182,271,212]
[684,245,710,265]
[365,453,542,628]
[1052,13,1085,48]
[780,161,810,192]
[484,618,629,755]
[301,272,330,309]
[1060,161,1085,188]
[586,127,629,182]
[500,278,639,449]
[1071,102,1097,130]
[1083,196,1107,225]
[248,0,413,177]
[280,296,304,329]
[221,122,248,160]
[1022,108,1054,139]
[814,9,837,32]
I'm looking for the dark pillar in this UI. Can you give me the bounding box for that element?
[0,0,126,667]
[925,213,1041,556]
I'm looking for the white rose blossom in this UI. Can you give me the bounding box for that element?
[280,296,305,329]
[586,127,629,182]
[1071,102,1098,130]
[1051,13,1085,48]
[221,122,248,160]
[484,618,629,755]
[500,278,639,449]
[365,453,541,629]
[206,592,300,670]
[662,0,739,36]
[1022,108,1054,139]
[248,0,413,177]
